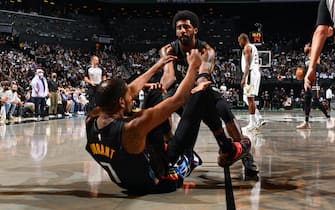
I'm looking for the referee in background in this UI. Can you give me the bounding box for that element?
[84,55,106,112]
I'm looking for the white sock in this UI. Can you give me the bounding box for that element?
[250,114,256,126]
[255,109,262,121]
[243,95,249,106]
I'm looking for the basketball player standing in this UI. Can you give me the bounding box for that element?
[238,33,265,131]
[297,43,333,129]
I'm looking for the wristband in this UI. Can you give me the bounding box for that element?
[196,73,211,81]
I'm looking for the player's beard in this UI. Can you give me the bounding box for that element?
[179,35,193,46]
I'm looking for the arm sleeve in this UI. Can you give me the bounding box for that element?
[316,0,334,27]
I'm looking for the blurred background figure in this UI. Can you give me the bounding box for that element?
[6,83,24,122]
[0,81,10,124]
[31,69,49,121]
[47,72,59,118]
[84,55,106,112]
[326,86,333,111]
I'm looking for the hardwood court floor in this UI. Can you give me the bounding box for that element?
[0,110,334,210]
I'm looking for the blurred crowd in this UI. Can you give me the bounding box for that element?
[260,48,335,80]
[0,41,131,124]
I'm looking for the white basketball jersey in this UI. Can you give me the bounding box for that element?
[241,43,259,73]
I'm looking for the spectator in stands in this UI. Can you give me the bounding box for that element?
[31,69,48,120]
[138,89,145,109]
[0,81,9,124]
[6,83,24,121]
[271,95,281,110]
[60,87,74,116]
[263,90,271,109]
[282,95,292,110]
[47,72,59,117]
[326,86,333,110]
[23,87,35,118]
[73,89,88,114]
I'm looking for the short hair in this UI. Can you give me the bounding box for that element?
[1,81,9,87]
[238,33,249,41]
[172,10,199,30]
[96,79,127,110]
[91,55,98,61]
[36,68,44,74]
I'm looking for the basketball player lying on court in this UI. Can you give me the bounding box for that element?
[85,49,251,194]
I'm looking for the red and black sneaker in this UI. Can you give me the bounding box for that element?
[242,153,259,177]
[217,138,251,167]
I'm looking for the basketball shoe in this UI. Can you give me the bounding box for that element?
[218,137,251,167]
[244,123,257,132]
[242,153,259,177]
[256,119,266,129]
[296,122,311,129]
[174,151,203,177]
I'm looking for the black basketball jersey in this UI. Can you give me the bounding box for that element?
[316,0,335,27]
[170,39,207,84]
[85,117,158,192]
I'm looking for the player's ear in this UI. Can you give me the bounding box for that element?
[194,28,198,35]
[119,97,125,109]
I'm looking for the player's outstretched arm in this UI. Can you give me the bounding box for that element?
[196,44,215,84]
[304,25,329,90]
[159,44,176,90]
[123,49,202,154]
[128,55,176,98]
